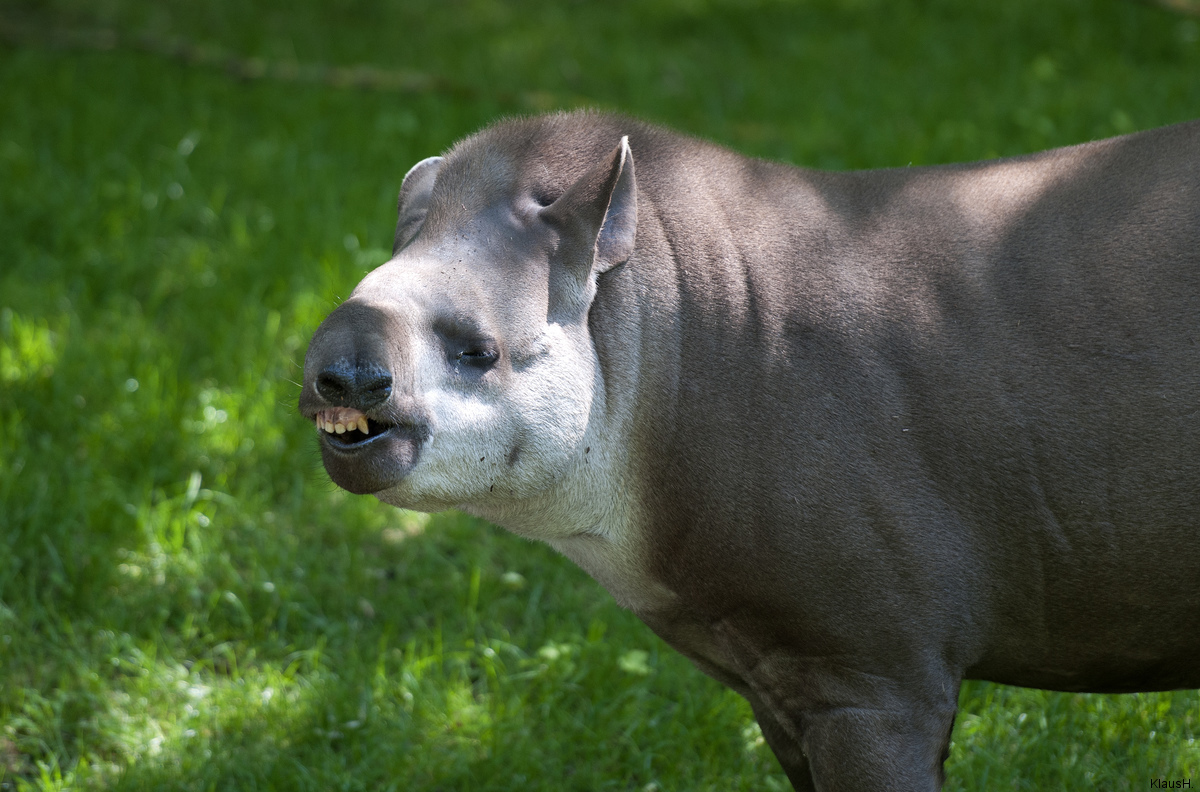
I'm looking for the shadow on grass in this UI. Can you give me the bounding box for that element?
[35,505,782,792]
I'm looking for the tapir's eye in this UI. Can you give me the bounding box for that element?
[433,316,499,370]
[456,346,499,368]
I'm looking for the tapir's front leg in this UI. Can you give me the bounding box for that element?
[792,695,959,791]
[753,679,960,790]
[749,700,817,791]
[722,627,960,791]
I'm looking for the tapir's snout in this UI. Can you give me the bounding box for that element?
[314,359,393,411]
[300,299,432,495]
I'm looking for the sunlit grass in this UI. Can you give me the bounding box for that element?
[2,0,1199,789]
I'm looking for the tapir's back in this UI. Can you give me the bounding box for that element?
[843,123,1200,691]
[630,119,1200,693]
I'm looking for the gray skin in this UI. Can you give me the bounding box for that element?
[300,110,1200,790]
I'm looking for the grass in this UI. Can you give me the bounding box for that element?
[1,0,1199,788]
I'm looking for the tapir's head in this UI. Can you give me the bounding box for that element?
[299,117,637,513]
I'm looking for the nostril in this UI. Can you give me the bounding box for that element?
[314,367,348,398]
[316,369,352,402]
[315,360,393,410]
[359,371,393,403]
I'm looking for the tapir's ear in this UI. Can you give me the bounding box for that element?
[540,137,637,314]
[393,156,444,253]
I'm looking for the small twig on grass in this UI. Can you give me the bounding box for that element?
[0,16,474,96]
[1140,0,1200,16]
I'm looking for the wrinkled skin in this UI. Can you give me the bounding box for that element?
[301,111,1200,790]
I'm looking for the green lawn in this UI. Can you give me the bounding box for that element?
[2,0,1198,789]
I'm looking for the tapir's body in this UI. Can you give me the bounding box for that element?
[301,112,1200,790]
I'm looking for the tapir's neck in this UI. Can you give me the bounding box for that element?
[459,212,685,612]
[458,378,676,612]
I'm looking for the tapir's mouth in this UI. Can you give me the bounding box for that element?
[306,402,429,494]
[314,406,393,452]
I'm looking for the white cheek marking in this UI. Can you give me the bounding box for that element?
[397,323,596,507]
[372,317,674,614]
[398,342,510,502]
[421,391,503,468]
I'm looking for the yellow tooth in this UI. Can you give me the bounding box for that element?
[357,416,369,434]
[335,422,346,434]
[324,418,335,433]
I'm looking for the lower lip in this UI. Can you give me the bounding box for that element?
[319,425,422,495]
[320,426,393,453]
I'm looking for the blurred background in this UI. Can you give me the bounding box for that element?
[1,1,1198,789]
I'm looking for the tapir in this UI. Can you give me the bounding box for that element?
[299,110,1200,790]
